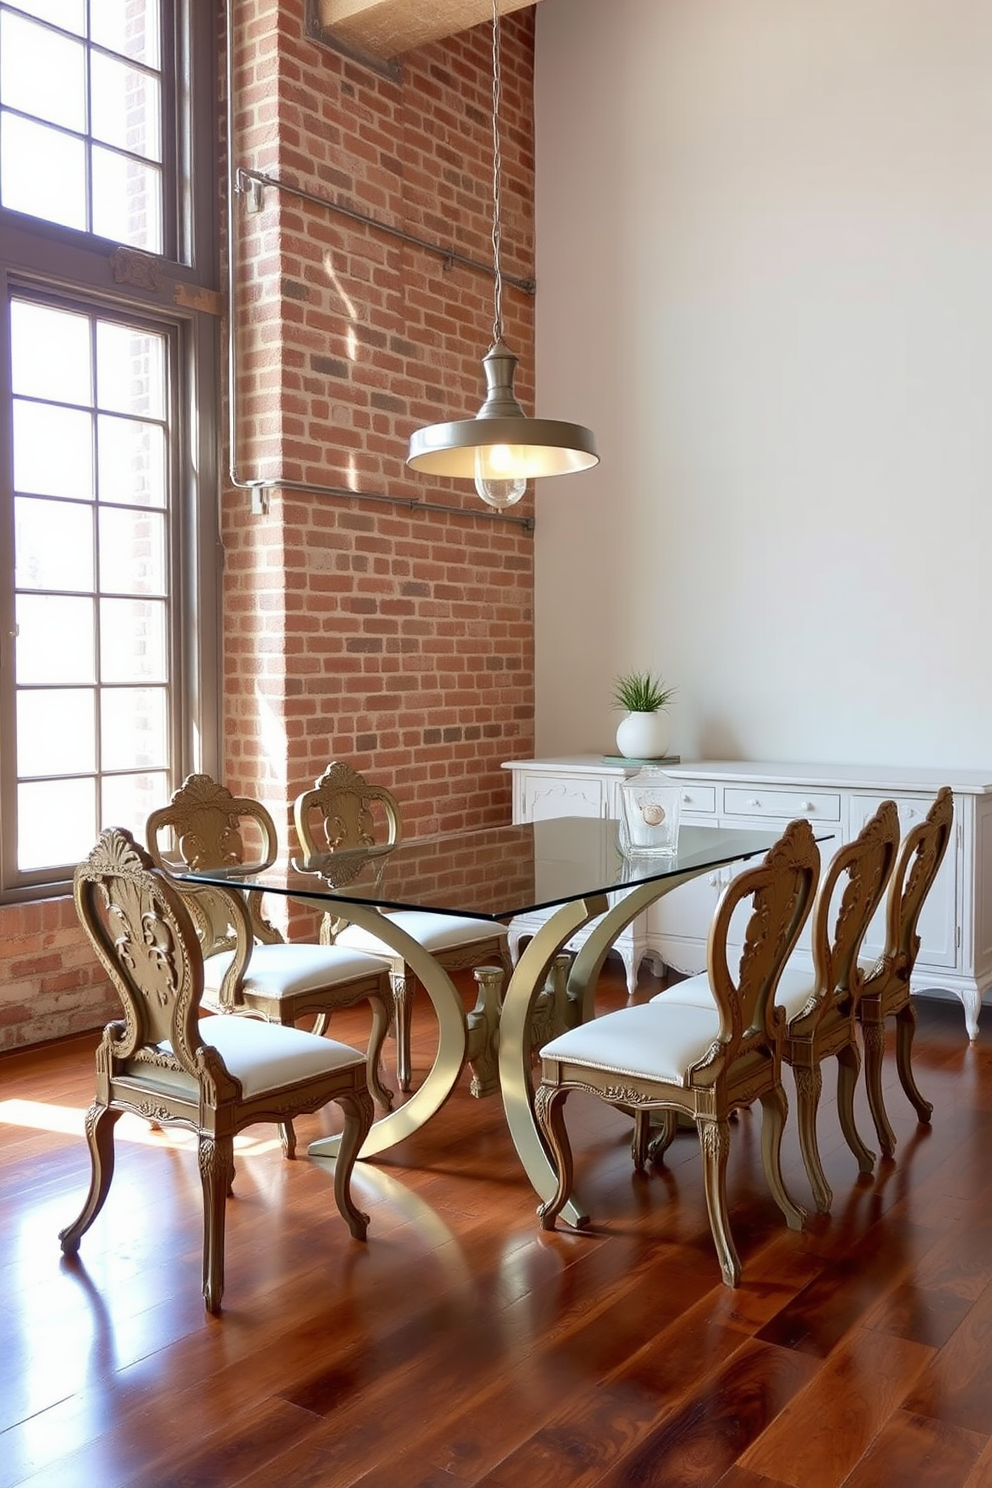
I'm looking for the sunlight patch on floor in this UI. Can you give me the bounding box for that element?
[0,1099,282,1153]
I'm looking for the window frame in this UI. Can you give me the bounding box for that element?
[0,0,220,902]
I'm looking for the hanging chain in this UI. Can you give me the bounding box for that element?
[490,0,504,345]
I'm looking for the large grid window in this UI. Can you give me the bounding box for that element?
[0,0,218,899]
[0,0,169,251]
[12,295,174,873]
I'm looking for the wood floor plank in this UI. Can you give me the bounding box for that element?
[736,1328,933,1486]
[0,982,989,1487]
[963,1434,992,1487]
[902,1275,992,1436]
[325,1208,835,1488]
[860,1275,976,1350]
[840,1409,986,1487]
[753,1216,940,1358]
[561,1338,817,1488]
[270,1229,723,1484]
[16,1398,326,1488]
[715,1470,789,1488]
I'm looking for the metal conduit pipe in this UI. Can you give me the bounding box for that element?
[236,168,537,296]
[223,0,535,531]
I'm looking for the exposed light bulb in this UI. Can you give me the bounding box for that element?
[474,444,527,509]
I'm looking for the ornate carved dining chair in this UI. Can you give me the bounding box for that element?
[535,818,819,1287]
[61,828,373,1314]
[655,802,900,1212]
[293,761,512,1092]
[146,773,396,1132]
[857,786,954,1156]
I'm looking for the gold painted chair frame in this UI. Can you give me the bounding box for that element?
[293,761,511,1093]
[777,799,900,1212]
[61,828,373,1314]
[857,786,954,1157]
[657,802,900,1212]
[146,773,395,1122]
[535,819,820,1287]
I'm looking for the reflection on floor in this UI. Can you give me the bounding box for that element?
[0,958,989,1487]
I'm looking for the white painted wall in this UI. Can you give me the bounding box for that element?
[533,0,992,770]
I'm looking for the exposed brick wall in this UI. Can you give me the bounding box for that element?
[223,0,536,853]
[0,0,536,1049]
[0,897,117,1052]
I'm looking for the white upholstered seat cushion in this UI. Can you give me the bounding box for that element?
[540,1001,721,1088]
[201,1014,365,1098]
[772,967,819,1021]
[651,967,817,1024]
[202,943,390,1000]
[648,972,714,1008]
[334,911,506,959]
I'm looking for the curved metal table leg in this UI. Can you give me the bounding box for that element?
[499,867,718,1227]
[497,894,608,1228]
[307,904,468,1161]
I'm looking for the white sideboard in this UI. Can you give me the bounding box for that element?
[502,756,992,1040]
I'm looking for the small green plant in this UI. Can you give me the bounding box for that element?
[611,670,676,713]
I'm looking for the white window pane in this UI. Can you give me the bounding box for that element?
[18,778,96,871]
[0,113,86,229]
[0,0,206,895]
[17,689,96,776]
[97,414,166,508]
[11,301,92,405]
[15,497,94,592]
[11,2,85,36]
[101,771,169,842]
[97,323,166,419]
[91,52,161,162]
[0,13,85,131]
[13,401,93,499]
[91,145,162,253]
[101,689,168,771]
[99,506,166,595]
[16,594,95,684]
[91,0,160,68]
[99,597,168,682]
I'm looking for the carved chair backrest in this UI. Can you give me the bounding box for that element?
[805,798,901,1015]
[294,761,403,856]
[879,786,954,979]
[146,773,278,872]
[74,827,227,1087]
[146,773,281,951]
[704,818,820,1069]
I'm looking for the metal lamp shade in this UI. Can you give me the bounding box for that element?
[407,416,599,478]
[407,338,598,480]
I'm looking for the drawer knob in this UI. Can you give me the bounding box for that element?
[749,797,760,807]
[682,793,691,803]
[803,801,815,812]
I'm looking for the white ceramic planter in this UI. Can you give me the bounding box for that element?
[615,710,670,760]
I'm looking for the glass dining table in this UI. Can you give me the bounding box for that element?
[178,816,787,1225]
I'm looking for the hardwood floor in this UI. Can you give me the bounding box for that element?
[2,961,991,1487]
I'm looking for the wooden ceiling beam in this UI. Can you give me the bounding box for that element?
[315,0,542,59]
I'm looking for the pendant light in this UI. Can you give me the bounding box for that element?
[406,0,599,510]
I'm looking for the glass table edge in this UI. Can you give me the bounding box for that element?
[171,822,837,924]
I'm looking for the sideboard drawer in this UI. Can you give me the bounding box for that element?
[676,785,717,815]
[519,773,608,822]
[722,787,842,822]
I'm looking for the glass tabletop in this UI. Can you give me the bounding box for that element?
[175,816,792,922]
